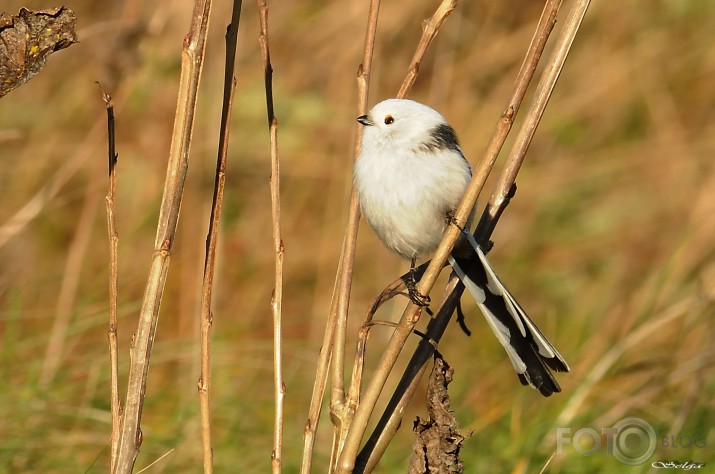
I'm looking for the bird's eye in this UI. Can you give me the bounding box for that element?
[384,115,394,125]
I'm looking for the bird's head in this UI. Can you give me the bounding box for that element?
[357,99,457,153]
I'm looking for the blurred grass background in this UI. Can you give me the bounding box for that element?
[1,0,714,472]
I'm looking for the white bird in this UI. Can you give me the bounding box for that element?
[354,98,569,396]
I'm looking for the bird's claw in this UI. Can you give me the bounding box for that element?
[446,211,468,234]
[406,273,431,307]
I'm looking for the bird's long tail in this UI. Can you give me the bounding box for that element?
[449,234,569,396]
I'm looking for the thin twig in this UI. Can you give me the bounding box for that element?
[538,452,557,474]
[256,1,284,472]
[347,261,431,421]
[135,449,175,474]
[112,1,212,472]
[99,84,122,473]
[396,0,458,99]
[355,2,564,469]
[197,3,242,473]
[327,0,385,465]
[335,1,459,471]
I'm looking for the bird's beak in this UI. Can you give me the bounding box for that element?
[357,115,373,126]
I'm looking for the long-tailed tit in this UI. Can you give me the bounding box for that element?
[354,98,569,396]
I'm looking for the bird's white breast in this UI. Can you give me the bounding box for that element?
[355,142,471,259]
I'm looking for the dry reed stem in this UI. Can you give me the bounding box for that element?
[256,1,285,472]
[474,0,562,235]
[331,0,387,465]
[335,1,459,471]
[483,0,591,228]
[297,1,381,473]
[99,85,122,473]
[396,0,457,99]
[329,0,381,434]
[354,2,564,469]
[197,3,242,473]
[112,1,212,472]
[343,0,461,437]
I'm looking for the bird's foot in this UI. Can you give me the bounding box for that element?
[406,270,431,307]
[446,211,468,235]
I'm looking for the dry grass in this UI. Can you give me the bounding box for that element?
[0,0,713,472]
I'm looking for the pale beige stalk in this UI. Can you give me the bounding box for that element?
[112,1,212,472]
[255,1,285,472]
[298,2,381,473]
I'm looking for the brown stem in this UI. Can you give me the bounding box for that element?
[99,85,122,473]
[397,0,458,99]
[255,1,285,472]
[197,3,242,473]
[112,1,212,472]
[298,2,381,473]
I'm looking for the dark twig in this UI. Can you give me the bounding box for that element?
[197,3,242,473]
[98,82,121,472]
[256,1,285,472]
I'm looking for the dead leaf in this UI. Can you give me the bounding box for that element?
[0,7,77,98]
